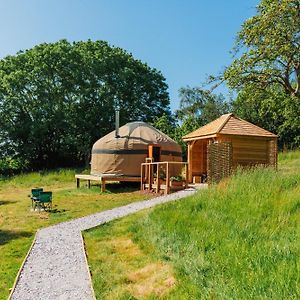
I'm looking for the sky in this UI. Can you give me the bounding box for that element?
[0,0,259,111]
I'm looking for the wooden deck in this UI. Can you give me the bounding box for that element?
[75,174,140,192]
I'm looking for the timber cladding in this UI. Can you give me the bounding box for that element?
[218,135,270,167]
[207,142,233,184]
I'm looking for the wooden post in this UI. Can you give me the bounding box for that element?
[88,180,91,189]
[147,163,151,191]
[165,162,170,194]
[76,178,80,188]
[275,138,278,170]
[149,163,153,190]
[140,164,144,191]
[188,142,194,183]
[156,162,160,193]
[101,179,106,192]
[185,163,189,189]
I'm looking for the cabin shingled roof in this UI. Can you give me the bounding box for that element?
[182,113,277,141]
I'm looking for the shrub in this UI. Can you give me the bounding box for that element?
[0,157,29,176]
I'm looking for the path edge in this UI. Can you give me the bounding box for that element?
[80,232,97,300]
[8,231,38,300]
[9,187,203,299]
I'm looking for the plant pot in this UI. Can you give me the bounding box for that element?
[171,180,183,187]
[154,178,166,185]
[159,179,166,185]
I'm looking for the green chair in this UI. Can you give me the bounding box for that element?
[30,188,43,208]
[35,191,52,211]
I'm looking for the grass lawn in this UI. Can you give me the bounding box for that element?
[0,170,150,300]
[84,151,300,299]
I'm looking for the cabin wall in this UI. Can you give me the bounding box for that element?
[217,135,275,168]
[187,135,277,183]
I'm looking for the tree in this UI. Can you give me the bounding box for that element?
[0,40,170,169]
[224,0,300,98]
[153,87,231,159]
[233,84,300,148]
[176,86,231,126]
[152,113,177,139]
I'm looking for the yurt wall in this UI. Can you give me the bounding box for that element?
[91,122,182,177]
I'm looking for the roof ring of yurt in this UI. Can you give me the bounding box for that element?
[91,121,182,177]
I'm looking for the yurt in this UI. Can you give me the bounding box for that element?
[91,122,182,177]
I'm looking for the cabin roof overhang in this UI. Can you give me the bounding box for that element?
[183,134,217,142]
[182,113,277,142]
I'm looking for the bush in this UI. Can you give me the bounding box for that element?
[0,157,29,176]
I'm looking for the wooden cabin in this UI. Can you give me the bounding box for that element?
[182,113,278,184]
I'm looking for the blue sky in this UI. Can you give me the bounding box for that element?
[0,0,259,111]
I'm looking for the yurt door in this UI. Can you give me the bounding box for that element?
[148,145,161,162]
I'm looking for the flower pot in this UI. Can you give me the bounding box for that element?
[171,180,183,187]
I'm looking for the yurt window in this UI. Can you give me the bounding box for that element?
[148,145,161,162]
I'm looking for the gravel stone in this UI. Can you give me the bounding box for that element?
[11,186,205,300]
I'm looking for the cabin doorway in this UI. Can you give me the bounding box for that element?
[188,139,208,183]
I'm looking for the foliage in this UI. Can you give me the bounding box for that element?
[233,84,300,148]
[153,87,231,159]
[0,157,28,176]
[152,113,176,139]
[0,39,170,170]
[154,167,166,180]
[177,87,231,157]
[176,86,231,126]
[170,175,183,182]
[152,113,187,157]
[0,169,149,299]
[224,0,300,98]
[85,150,300,299]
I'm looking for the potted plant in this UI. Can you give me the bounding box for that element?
[170,175,184,187]
[154,168,166,185]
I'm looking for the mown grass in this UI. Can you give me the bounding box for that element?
[0,169,149,300]
[84,151,300,299]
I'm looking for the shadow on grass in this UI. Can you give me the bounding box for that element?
[0,230,32,245]
[102,182,140,194]
[0,200,17,206]
[50,208,68,214]
[77,182,140,194]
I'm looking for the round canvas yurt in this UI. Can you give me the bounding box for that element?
[91,122,182,177]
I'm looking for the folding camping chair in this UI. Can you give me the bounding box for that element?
[34,191,52,211]
[30,188,43,208]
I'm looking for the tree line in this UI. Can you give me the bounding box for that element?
[0,0,299,175]
[0,40,170,174]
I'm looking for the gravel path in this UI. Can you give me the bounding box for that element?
[11,186,205,300]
